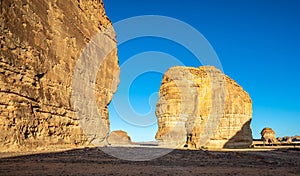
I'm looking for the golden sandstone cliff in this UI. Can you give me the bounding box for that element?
[0,0,119,150]
[156,66,252,149]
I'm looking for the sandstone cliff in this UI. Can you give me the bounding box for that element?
[0,0,119,150]
[156,66,252,149]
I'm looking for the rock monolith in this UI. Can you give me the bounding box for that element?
[107,130,132,146]
[261,127,277,144]
[156,66,252,149]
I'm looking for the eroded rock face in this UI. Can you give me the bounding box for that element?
[0,0,119,150]
[261,128,277,144]
[107,130,132,146]
[156,66,252,149]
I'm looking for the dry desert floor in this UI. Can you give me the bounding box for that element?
[0,147,299,176]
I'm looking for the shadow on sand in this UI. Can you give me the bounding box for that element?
[0,146,299,175]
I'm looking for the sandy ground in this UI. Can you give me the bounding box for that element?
[0,147,299,176]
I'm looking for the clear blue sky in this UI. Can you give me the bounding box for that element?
[103,0,300,141]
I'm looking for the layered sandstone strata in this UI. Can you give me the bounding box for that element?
[0,0,119,150]
[156,66,252,149]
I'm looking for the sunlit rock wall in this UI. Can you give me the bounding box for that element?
[0,0,119,150]
[156,66,252,149]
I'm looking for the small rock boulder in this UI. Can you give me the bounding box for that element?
[261,127,277,144]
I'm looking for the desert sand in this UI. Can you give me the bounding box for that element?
[0,147,299,176]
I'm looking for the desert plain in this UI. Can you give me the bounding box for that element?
[0,146,300,176]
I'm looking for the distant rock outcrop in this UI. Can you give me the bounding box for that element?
[284,137,293,143]
[155,66,252,149]
[0,0,119,150]
[277,135,300,143]
[107,130,132,145]
[261,128,277,144]
[292,135,300,141]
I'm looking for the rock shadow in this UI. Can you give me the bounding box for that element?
[223,119,253,148]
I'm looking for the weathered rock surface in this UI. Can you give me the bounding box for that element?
[155,66,252,149]
[0,0,119,150]
[107,130,132,146]
[261,128,277,144]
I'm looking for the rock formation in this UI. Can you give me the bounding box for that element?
[282,136,292,143]
[107,130,132,146]
[292,135,300,141]
[277,135,300,143]
[155,66,252,149]
[0,0,119,150]
[261,127,277,144]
